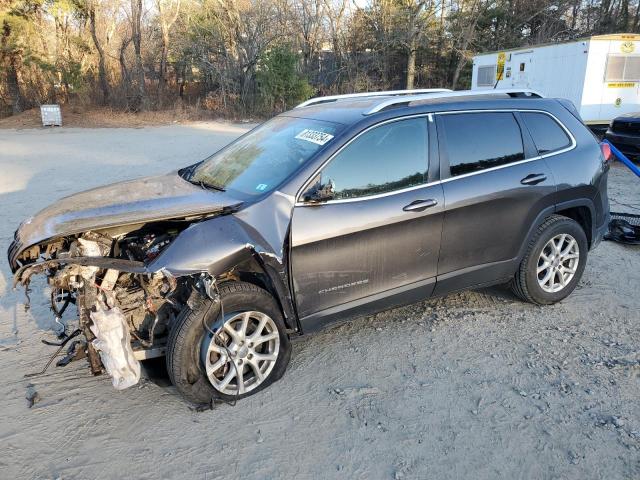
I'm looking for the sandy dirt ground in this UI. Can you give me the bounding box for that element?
[0,123,638,480]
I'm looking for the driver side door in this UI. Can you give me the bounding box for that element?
[290,116,444,332]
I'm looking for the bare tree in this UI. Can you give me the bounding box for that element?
[1,16,24,113]
[1,0,640,118]
[130,0,145,110]
[450,0,488,89]
[401,0,439,90]
[294,0,324,74]
[323,0,349,86]
[86,1,110,105]
[156,0,181,95]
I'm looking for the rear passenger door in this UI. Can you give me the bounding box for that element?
[434,110,567,294]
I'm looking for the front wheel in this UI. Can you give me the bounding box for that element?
[166,282,291,404]
[511,215,588,305]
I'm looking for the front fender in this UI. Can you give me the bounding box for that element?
[148,214,299,331]
[147,215,265,277]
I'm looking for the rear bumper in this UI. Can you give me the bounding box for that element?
[604,130,640,159]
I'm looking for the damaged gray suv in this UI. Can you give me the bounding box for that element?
[9,89,611,404]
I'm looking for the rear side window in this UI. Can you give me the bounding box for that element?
[441,112,525,177]
[521,112,571,154]
[319,118,428,200]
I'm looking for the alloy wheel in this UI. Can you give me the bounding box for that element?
[202,311,280,395]
[537,233,580,293]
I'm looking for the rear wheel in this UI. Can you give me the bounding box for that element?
[511,215,588,305]
[166,281,291,404]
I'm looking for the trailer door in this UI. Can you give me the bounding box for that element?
[511,51,533,88]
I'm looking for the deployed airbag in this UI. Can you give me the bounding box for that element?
[90,303,141,390]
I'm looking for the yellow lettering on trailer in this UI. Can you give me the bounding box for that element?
[607,82,636,88]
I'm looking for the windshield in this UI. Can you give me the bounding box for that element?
[187,116,343,196]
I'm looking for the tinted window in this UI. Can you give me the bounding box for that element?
[521,112,571,154]
[320,118,428,200]
[442,112,524,177]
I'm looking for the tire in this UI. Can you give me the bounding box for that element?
[511,214,588,305]
[166,281,291,405]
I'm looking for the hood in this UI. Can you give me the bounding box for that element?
[11,172,242,258]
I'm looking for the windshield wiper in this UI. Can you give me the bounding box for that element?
[180,164,226,192]
[195,180,226,192]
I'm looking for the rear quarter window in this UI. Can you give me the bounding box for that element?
[521,112,571,155]
[441,112,525,177]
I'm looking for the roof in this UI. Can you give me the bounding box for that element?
[282,96,387,125]
[282,89,546,126]
[474,33,640,57]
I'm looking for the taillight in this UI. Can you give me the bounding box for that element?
[600,142,613,163]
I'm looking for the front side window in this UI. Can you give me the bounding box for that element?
[319,118,428,200]
[605,54,640,81]
[187,116,343,197]
[441,112,525,177]
[521,112,571,154]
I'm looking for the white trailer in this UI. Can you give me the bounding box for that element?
[471,33,640,130]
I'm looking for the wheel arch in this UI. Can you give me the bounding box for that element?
[517,198,596,263]
[220,255,299,332]
[554,199,596,248]
[147,215,299,332]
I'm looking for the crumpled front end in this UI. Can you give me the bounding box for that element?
[10,188,298,393]
[12,223,194,389]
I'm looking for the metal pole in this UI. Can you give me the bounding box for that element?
[603,139,640,178]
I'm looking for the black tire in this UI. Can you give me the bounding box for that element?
[166,281,291,405]
[511,214,588,305]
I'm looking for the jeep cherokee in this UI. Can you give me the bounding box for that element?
[8,89,611,404]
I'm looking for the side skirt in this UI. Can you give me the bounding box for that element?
[299,277,436,334]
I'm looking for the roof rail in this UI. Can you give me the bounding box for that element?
[295,88,452,109]
[364,88,545,115]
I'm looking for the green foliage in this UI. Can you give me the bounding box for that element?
[256,46,314,112]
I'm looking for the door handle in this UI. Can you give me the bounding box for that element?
[520,173,547,185]
[403,199,438,212]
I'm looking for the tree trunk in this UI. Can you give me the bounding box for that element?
[88,6,109,105]
[119,36,132,85]
[159,25,170,93]
[6,54,23,114]
[451,56,465,90]
[451,1,482,89]
[157,0,180,98]
[406,39,417,90]
[131,0,145,111]
[2,19,25,113]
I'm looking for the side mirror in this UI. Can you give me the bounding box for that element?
[303,178,336,203]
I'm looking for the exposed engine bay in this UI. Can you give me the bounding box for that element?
[13,223,198,389]
[8,170,297,399]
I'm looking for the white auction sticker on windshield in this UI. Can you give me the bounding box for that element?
[295,129,334,145]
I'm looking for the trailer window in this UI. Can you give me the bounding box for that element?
[605,54,640,81]
[477,65,496,86]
